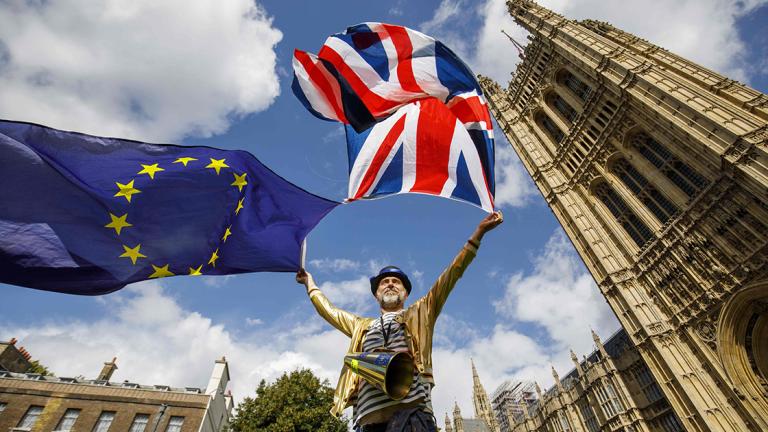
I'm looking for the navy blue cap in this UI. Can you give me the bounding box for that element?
[370,266,412,296]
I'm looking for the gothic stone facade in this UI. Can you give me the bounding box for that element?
[479,1,768,431]
[507,329,683,432]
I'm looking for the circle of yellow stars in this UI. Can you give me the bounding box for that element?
[106,156,248,279]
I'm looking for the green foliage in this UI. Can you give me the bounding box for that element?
[27,359,53,376]
[229,369,348,432]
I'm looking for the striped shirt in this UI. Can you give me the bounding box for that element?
[352,311,432,425]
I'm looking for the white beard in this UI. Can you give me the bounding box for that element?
[380,292,403,309]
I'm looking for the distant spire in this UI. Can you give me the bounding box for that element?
[551,365,562,388]
[445,412,454,432]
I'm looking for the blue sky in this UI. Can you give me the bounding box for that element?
[1,0,766,423]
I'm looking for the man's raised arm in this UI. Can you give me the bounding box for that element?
[420,211,503,318]
[296,269,359,337]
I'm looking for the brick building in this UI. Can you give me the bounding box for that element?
[0,339,233,432]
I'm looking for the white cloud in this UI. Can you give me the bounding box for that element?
[494,229,618,350]
[493,135,538,208]
[0,281,347,406]
[0,0,282,141]
[202,274,237,288]
[309,258,361,273]
[474,0,527,83]
[245,317,263,326]
[317,276,374,315]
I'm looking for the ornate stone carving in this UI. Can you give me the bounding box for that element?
[695,318,717,351]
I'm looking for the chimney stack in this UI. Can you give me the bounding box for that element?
[205,357,230,395]
[18,347,32,361]
[97,357,118,381]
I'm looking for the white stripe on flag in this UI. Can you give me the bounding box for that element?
[348,108,409,198]
[293,54,339,121]
[401,102,420,194]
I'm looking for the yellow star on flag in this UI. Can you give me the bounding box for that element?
[222,226,232,242]
[114,179,141,203]
[173,157,198,167]
[208,248,220,267]
[137,163,164,179]
[119,244,146,265]
[188,265,203,276]
[231,172,248,192]
[235,198,245,215]
[149,264,175,279]
[105,213,132,235]
[206,158,229,175]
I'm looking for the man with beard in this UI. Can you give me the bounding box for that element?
[296,211,503,432]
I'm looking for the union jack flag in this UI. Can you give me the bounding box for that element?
[292,22,495,212]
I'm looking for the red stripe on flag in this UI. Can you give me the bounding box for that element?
[352,115,408,200]
[318,46,401,117]
[382,24,424,94]
[294,50,348,123]
[411,98,454,194]
[447,96,492,127]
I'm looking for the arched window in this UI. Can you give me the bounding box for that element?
[550,93,578,123]
[613,158,679,223]
[630,132,709,198]
[562,70,592,101]
[595,183,655,247]
[537,113,565,144]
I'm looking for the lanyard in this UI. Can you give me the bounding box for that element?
[380,315,394,348]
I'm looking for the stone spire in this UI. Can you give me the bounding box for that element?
[471,359,500,432]
[445,412,454,432]
[570,349,583,376]
[551,365,562,389]
[592,328,608,357]
[453,402,464,432]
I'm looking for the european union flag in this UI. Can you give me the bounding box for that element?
[0,120,339,295]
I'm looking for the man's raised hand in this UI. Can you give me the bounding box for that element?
[296,268,313,287]
[470,210,503,244]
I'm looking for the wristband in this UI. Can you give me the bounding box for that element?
[468,239,480,249]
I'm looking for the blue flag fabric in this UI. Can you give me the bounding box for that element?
[0,120,339,295]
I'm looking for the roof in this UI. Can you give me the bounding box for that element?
[0,369,203,394]
[462,419,491,432]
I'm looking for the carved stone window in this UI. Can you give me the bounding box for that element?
[630,132,709,198]
[595,183,655,247]
[577,400,599,432]
[537,113,565,144]
[551,93,578,123]
[630,363,664,403]
[594,379,623,418]
[562,70,592,101]
[613,158,679,223]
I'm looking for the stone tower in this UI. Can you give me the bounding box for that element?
[479,1,768,431]
[453,402,464,432]
[471,359,500,432]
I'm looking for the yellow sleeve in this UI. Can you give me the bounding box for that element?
[416,241,478,323]
[307,284,360,338]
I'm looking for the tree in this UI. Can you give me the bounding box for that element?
[229,369,348,432]
[27,359,53,376]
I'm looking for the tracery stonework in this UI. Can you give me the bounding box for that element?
[480,1,768,431]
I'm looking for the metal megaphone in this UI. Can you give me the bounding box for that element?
[344,351,414,400]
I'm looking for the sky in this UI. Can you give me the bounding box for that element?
[1,0,767,425]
